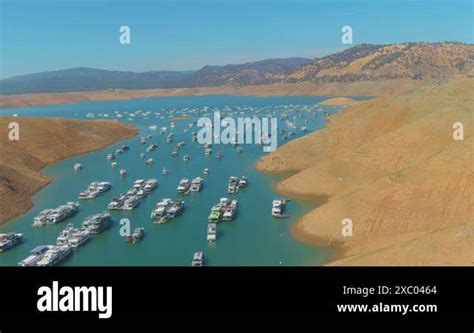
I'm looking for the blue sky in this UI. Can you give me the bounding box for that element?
[0,0,472,79]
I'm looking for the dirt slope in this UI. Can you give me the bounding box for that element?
[257,78,474,265]
[0,117,137,225]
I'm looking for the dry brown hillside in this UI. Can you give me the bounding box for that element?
[257,78,474,265]
[288,42,474,82]
[0,118,137,225]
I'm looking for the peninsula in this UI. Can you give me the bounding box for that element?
[0,117,137,225]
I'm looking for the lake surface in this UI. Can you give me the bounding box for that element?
[0,95,357,266]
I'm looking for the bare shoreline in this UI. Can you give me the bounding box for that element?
[256,77,474,266]
[0,79,429,109]
[0,117,138,226]
[264,167,347,265]
[318,97,362,106]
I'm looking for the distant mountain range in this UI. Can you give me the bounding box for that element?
[0,68,190,94]
[1,42,473,94]
[0,58,312,94]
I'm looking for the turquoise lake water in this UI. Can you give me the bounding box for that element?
[0,95,354,266]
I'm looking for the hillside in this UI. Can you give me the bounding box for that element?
[0,117,137,225]
[256,77,474,265]
[288,42,474,82]
[184,58,312,87]
[1,42,472,96]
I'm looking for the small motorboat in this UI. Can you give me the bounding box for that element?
[125,227,144,243]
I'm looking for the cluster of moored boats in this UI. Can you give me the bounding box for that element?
[32,202,80,228]
[151,198,185,224]
[108,179,158,211]
[208,198,239,224]
[171,141,186,158]
[204,198,238,244]
[56,223,90,248]
[110,144,130,159]
[16,197,152,266]
[21,245,72,267]
[6,101,323,266]
[177,177,204,194]
[102,145,132,170]
[92,100,324,177]
[227,176,248,194]
[100,120,232,179]
[140,134,154,145]
[26,170,255,263]
[79,182,111,200]
[19,212,114,266]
